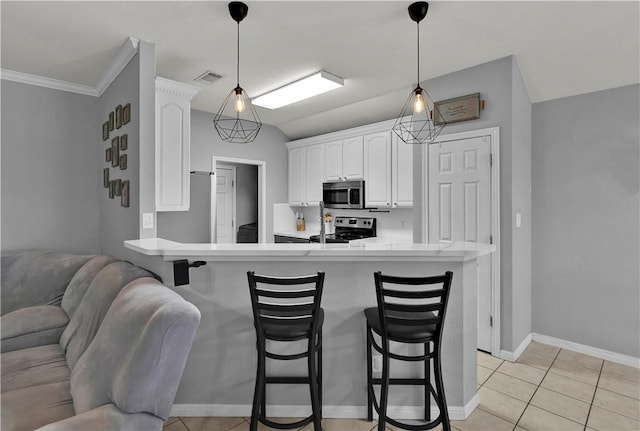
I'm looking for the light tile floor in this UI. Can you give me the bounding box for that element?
[164,341,640,431]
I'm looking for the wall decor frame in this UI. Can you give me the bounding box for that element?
[120,134,128,150]
[119,154,127,170]
[123,103,131,125]
[111,139,119,167]
[114,179,122,196]
[109,181,115,199]
[109,111,115,131]
[121,180,130,207]
[103,168,109,188]
[433,92,481,125]
[106,148,112,162]
[102,121,109,141]
[115,104,123,129]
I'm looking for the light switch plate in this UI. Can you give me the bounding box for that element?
[142,213,154,229]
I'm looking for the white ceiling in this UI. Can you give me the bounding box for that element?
[2,1,638,140]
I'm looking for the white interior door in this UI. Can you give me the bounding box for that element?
[428,136,493,352]
[216,166,236,244]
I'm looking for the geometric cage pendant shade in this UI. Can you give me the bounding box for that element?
[214,85,262,143]
[392,1,445,145]
[213,1,262,144]
[392,85,445,145]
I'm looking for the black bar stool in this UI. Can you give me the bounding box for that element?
[365,271,453,431]
[247,271,325,431]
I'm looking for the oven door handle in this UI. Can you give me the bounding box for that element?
[347,188,351,205]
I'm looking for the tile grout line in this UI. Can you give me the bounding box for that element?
[583,360,605,431]
[512,347,561,430]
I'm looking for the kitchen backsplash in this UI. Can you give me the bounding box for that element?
[274,203,413,241]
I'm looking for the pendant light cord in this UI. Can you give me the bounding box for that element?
[416,22,420,86]
[236,22,240,87]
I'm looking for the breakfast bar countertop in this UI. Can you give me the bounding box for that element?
[124,237,495,262]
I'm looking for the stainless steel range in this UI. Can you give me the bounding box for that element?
[309,216,377,243]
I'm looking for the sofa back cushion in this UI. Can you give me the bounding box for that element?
[70,278,200,420]
[60,261,152,370]
[60,255,118,318]
[1,250,93,316]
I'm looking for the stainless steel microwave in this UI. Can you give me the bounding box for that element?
[322,180,365,209]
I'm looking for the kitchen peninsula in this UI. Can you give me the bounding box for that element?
[125,238,494,419]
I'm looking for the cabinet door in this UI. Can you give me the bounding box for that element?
[342,136,364,179]
[288,147,307,206]
[324,140,343,181]
[364,132,392,208]
[306,144,325,206]
[392,133,413,208]
[155,77,200,212]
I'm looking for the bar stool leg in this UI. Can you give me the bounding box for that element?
[250,342,266,431]
[424,342,431,421]
[434,350,451,431]
[377,352,390,431]
[366,325,373,421]
[317,329,323,419]
[308,337,322,430]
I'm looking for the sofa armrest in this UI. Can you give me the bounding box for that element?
[1,305,69,352]
[34,403,164,431]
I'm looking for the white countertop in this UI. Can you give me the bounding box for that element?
[124,238,495,262]
[273,230,312,240]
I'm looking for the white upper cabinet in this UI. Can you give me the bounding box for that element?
[324,140,343,181]
[155,77,200,212]
[342,137,364,180]
[324,137,364,181]
[364,132,392,208]
[392,133,413,208]
[288,143,324,206]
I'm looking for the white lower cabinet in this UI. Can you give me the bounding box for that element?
[288,143,324,206]
[392,133,413,208]
[363,132,392,208]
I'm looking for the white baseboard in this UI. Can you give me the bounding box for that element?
[499,333,532,362]
[532,333,640,369]
[171,396,479,421]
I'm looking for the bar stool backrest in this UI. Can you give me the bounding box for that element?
[374,271,453,343]
[247,271,325,339]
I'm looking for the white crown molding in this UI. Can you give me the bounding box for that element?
[95,37,139,96]
[1,37,139,98]
[0,69,98,96]
[156,76,201,100]
[171,396,478,421]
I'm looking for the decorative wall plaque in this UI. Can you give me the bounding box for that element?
[433,93,481,125]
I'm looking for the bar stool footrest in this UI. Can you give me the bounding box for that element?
[260,415,313,430]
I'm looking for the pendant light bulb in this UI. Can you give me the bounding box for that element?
[413,89,425,113]
[234,87,246,113]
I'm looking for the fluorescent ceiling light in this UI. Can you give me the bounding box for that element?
[252,71,344,109]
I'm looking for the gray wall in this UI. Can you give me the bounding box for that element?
[98,53,141,261]
[412,56,532,352]
[1,80,101,254]
[532,84,640,357]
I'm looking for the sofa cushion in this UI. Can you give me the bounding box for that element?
[1,381,74,431]
[70,278,201,420]
[1,250,93,316]
[61,255,119,318]
[60,261,152,370]
[1,305,69,352]
[1,344,70,393]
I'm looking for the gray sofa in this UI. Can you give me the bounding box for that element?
[1,250,201,431]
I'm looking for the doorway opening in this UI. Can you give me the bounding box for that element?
[211,156,267,243]
[425,127,501,357]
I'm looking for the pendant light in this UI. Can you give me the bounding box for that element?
[214,1,262,144]
[392,2,445,145]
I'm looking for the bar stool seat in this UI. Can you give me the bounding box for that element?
[365,271,454,431]
[247,271,325,431]
[364,308,436,342]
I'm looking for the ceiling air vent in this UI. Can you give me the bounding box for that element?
[194,71,223,85]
